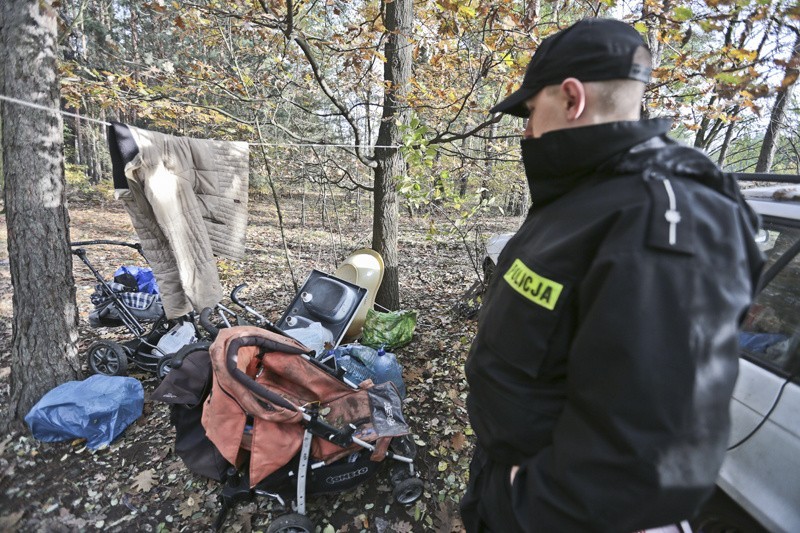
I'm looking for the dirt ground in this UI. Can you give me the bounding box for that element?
[0,189,518,532]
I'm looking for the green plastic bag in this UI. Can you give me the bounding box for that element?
[361,309,418,350]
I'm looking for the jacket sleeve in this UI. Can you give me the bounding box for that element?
[509,247,750,531]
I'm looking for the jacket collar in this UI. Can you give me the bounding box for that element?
[521,118,672,208]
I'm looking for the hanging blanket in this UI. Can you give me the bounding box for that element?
[108,123,249,318]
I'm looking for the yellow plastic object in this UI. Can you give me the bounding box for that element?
[333,248,385,342]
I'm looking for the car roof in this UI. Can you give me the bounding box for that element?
[741,183,800,221]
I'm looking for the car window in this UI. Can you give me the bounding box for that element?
[740,220,800,379]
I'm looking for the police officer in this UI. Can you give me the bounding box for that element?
[461,18,764,532]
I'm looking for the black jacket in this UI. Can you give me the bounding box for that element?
[465,119,765,532]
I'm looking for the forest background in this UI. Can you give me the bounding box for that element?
[0,0,799,531]
[19,0,800,311]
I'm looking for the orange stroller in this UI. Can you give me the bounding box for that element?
[196,324,421,532]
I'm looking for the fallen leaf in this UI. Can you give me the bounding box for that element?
[0,511,23,530]
[0,436,11,456]
[179,495,200,518]
[354,513,369,529]
[131,469,156,493]
[451,433,467,451]
[434,500,460,532]
[404,366,424,382]
[393,520,414,533]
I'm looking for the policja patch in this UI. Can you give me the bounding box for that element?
[503,258,564,310]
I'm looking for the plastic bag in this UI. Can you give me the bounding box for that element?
[282,321,333,355]
[114,265,160,294]
[153,321,197,356]
[24,374,144,449]
[361,309,417,350]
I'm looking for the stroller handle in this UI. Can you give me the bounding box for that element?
[70,240,143,253]
[224,336,302,414]
[229,284,290,338]
[230,283,268,323]
[169,340,212,369]
[199,307,220,338]
[230,283,248,304]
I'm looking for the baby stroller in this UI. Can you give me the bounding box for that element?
[71,240,195,378]
[153,312,422,532]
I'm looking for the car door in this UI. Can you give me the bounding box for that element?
[719,216,800,532]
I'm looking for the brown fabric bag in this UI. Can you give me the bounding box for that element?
[202,326,406,487]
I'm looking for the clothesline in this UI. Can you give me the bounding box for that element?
[0,93,402,149]
[0,94,113,127]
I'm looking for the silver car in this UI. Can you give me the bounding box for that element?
[705,181,800,533]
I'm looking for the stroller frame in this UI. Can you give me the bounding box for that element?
[213,404,419,531]
[165,312,423,532]
[71,239,180,377]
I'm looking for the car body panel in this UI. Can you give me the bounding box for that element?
[721,183,800,532]
[485,232,514,267]
[721,358,800,533]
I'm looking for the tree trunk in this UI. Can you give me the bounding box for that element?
[80,123,102,184]
[1,0,82,422]
[717,106,740,168]
[756,32,800,173]
[481,121,498,203]
[640,0,671,120]
[522,0,540,31]
[372,0,412,310]
[75,112,82,165]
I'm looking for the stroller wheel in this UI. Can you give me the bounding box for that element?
[266,513,314,533]
[390,434,417,459]
[86,341,129,376]
[157,356,173,379]
[393,477,424,505]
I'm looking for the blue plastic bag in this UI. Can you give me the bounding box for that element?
[114,265,160,294]
[24,374,144,449]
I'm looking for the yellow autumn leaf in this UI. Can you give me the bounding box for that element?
[729,48,757,62]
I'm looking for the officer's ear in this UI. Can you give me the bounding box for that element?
[560,78,586,121]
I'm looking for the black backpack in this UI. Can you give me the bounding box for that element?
[151,343,230,481]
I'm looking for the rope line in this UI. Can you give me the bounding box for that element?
[0,93,401,149]
[0,94,113,126]
[250,142,400,148]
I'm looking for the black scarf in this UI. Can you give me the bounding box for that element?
[520,118,672,209]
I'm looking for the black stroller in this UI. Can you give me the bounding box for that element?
[71,240,195,378]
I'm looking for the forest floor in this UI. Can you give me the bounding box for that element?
[0,187,519,533]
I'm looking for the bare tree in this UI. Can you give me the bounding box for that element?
[1,0,82,423]
[756,29,800,172]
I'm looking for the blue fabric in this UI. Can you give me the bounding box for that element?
[739,332,787,353]
[24,375,144,449]
[114,265,160,294]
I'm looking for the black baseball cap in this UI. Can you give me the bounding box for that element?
[491,18,651,117]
